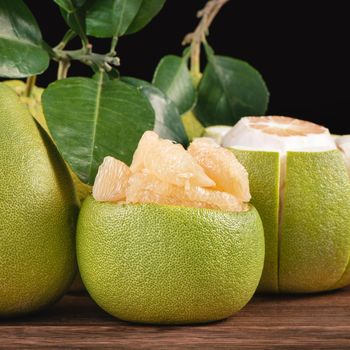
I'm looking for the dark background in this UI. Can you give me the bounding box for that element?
[23,1,348,133]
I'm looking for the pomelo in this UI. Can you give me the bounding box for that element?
[0,83,79,316]
[4,80,90,293]
[77,131,264,324]
[223,116,350,293]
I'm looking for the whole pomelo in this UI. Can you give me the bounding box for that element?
[0,83,79,317]
[225,116,350,294]
[77,196,264,324]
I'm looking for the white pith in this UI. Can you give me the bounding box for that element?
[222,117,336,154]
[204,125,232,144]
[222,116,337,291]
[335,135,350,176]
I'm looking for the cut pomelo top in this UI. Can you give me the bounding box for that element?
[223,116,336,154]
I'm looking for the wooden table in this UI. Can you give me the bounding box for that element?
[1,287,350,349]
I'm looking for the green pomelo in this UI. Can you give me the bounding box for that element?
[233,148,350,293]
[0,83,79,317]
[77,196,265,324]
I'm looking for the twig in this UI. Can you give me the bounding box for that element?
[183,0,230,85]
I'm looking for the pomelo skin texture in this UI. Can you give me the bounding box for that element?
[233,148,350,294]
[77,196,265,324]
[0,84,79,317]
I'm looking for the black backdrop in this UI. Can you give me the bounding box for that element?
[22,0,348,133]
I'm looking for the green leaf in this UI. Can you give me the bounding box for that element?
[56,1,87,41]
[42,74,155,185]
[126,0,166,35]
[195,55,269,127]
[153,55,196,115]
[54,0,86,13]
[86,0,143,38]
[0,0,50,78]
[123,77,189,147]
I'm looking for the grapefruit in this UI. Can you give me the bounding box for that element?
[77,131,264,324]
[0,83,79,316]
[224,116,350,293]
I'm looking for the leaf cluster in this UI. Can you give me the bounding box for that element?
[0,0,269,185]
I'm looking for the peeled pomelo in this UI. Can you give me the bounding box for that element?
[0,83,79,316]
[224,116,350,293]
[77,196,264,324]
[130,131,215,188]
[93,131,250,212]
[93,157,131,202]
[188,138,251,203]
[77,131,264,324]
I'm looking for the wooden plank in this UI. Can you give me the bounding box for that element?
[1,287,350,349]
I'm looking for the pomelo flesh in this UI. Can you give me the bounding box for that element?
[77,196,264,324]
[188,138,251,202]
[92,131,250,212]
[227,116,350,293]
[0,83,79,316]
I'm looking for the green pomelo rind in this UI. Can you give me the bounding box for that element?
[77,196,265,325]
[280,150,350,293]
[233,147,350,294]
[232,149,280,293]
[0,83,79,317]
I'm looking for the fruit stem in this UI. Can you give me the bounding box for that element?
[182,0,230,86]
[25,76,37,97]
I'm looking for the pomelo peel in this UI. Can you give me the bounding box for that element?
[227,116,350,293]
[77,197,265,324]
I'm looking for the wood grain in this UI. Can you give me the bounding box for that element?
[1,287,350,349]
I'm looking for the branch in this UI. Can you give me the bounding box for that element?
[183,0,230,84]
[51,46,120,75]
